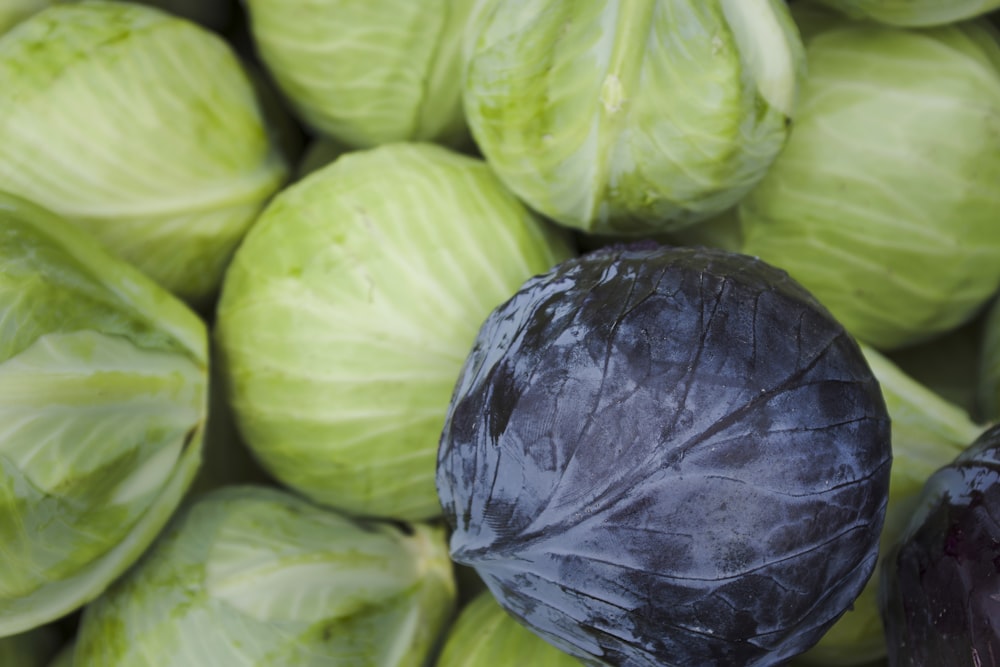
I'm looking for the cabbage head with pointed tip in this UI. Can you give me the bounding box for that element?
[462,0,805,236]
[73,485,456,667]
[0,1,288,307]
[0,192,207,637]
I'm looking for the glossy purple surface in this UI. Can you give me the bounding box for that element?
[437,245,892,667]
[881,423,1000,667]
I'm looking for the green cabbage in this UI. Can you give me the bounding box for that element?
[244,0,476,149]
[740,16,1000,350]
[0,192,207,636]
[74,485,455,667]
[0,1,288,306]
[215,142,574,521]
[463,0,805,235]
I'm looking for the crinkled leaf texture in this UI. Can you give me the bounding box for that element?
[437,244,892,667]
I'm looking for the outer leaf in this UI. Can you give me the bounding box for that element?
[438,245,892,666]
[463,0,805,234]
[0,192,207,636]
[244,0,476,148]
[0,1,288,305]
[739,17,1000,350]
[215,142,574,521]
[74,485,456,667]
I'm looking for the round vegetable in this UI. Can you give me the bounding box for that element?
[244,0,476,148]
[463,0,805,236]
[739,16,1000,350]
[879,423,1000,666]
[437,243,892,666]
[0,192,207,636]
[215,142,574,521]
[73,485,456,667]
[0,1,288,306]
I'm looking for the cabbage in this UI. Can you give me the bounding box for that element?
[0,192,207,636]
[463,0,805,235]
[74,485,455,666]
[739,16,1000,350]
[879,423,1000,666]
[244,0,476,148]
[0,1,288,306]
[438,243,891,666]
[215,142,574,521]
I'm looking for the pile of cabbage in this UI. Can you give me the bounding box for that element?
[1,0,999,665]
